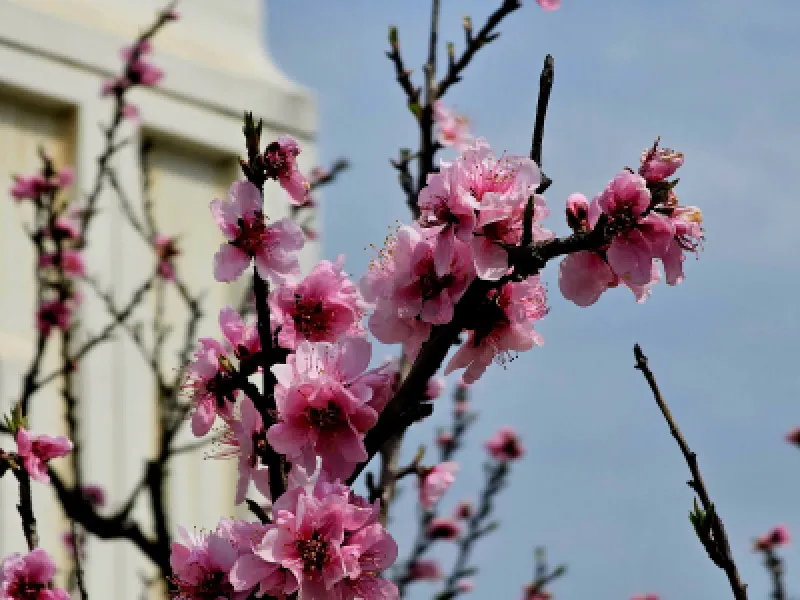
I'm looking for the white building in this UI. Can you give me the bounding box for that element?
[0,1,316,597]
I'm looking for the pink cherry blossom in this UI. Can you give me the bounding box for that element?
[485,427,525,462]
[425,376,446,400]
[268,338,379,479]
[630,594,659,600]
[433,101,472,150]
[211,180,304,283]
[218,306,261,363]
[337,524,399,600]
[524,586,552,600]
[262,136,311,206]
[537,0,561,10]
[213,396,272,506]
[660,203,704,286]
[458,579,475,593]
[182,338,236,437]
[459,138,541,205]
[270,256,366,349]
[121,40,164,87]
[417,160,479,270]
[10,168,73,202]
[38,249,85,277]
[169,522,249,600]
[153,234,180,281]
[15,427,73,484]
[427,517,462,540]
[754,525,791,551]
[408,559,443,581]
[446,276,548,384]
[362,224,475,359]
[36,299,72,337]
[418,461,458,510]
[559,250,661,307]
[257,494,349,599]
[0,548,70,600]
[639,138,684,183]
[588,171,674,286]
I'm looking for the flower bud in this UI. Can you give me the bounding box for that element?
[565,193,589,232]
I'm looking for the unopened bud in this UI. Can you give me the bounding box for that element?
[565,193,589,232]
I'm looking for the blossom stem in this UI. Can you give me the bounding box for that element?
[761,548,786,600]
[70,520,90,600]
[633,344,748,600]
[13,467,39,550]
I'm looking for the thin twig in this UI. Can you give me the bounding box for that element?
[633,344,748,600]
[70,520,89,600]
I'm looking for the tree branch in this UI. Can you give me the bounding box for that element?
[633,344,747,600]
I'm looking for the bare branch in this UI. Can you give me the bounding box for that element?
[633,344,748,600]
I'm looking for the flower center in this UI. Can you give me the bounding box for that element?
[296,531,330,573]
[233,215,268,256]
[292,297,329,338]
[307,401,344,430]
[263,142,291,180]
[8,580,46,600]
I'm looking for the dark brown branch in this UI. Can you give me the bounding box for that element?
[386,27,422,116]
[349,219,611,484]
[633,344,747,600]
[530,54,555,195]
[70,520,89,600]
[761,548,786,600]
[13,468,38,550]
[49,468,170,576]
[437,0,522,98]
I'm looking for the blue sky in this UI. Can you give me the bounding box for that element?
[266,2,800,598]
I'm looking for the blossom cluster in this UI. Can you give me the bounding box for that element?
[559,139,704,306]
[169,463,398,600]
[362,137,551,381]
[11,165,83,338]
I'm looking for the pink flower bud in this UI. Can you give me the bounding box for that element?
[418,462,458,509]
[425,376,446,400]
[485,427,525,462]
[458,580,474,593]
[565,193,589,232]
[639,138,684,182]
[755,525,791,551]
[427,517,462,540]
[408,559,442,581]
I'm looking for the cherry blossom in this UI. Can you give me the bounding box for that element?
[262,135,311,206]
[418,461,458,510]
[0,548,70,600]
[433,101,472,150]
[169,523,248,600]
[154,234,180,281]
[754,525,791,551]
[214,396,272,505]
[270,256,366,349]
[536,0,561,10]
[15,427,73,484]
[485,427,525,462]
[211,180,304,283]
[182,338,236,437]
[446,276,548,384]
[268,338,380,479]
